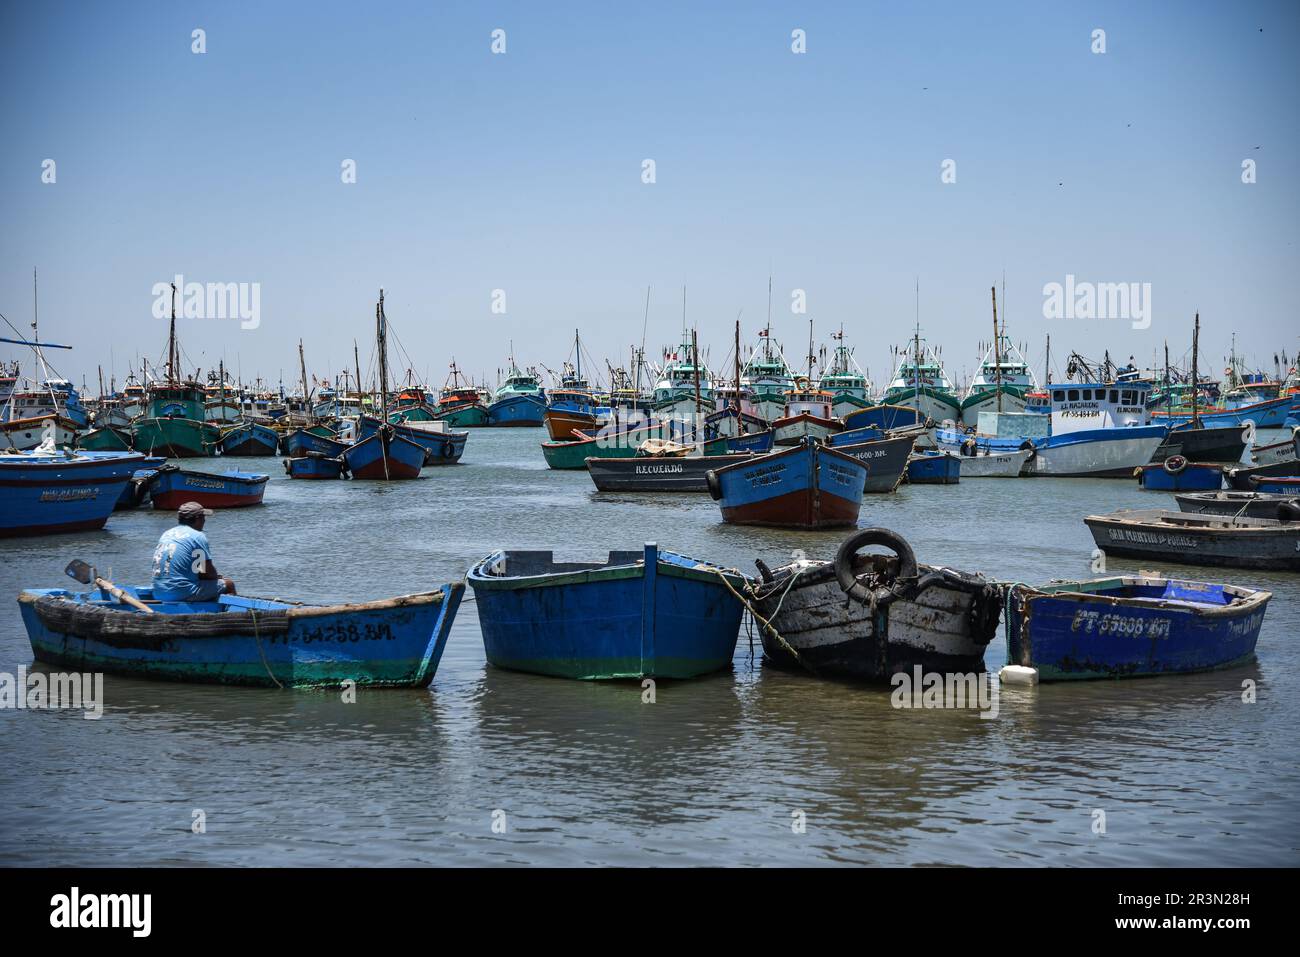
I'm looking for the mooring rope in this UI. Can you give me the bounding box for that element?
[712,568,816,675]
[248,605,284,689]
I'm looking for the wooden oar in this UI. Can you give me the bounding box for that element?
[64,559,155,614]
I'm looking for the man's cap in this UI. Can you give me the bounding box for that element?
[178,501,215,520]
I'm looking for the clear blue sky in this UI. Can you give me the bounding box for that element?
[2,0,1297,393]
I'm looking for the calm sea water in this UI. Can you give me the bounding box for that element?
[2,429,1298,866]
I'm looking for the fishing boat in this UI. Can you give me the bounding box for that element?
[1224,458,1300,490]
[587,448,760,492]
[960,293,1037,423]
[1083,508,1300,570]
[282,426,346,458]
[467,543,746,680]
[18,581,465,688]
[433,361,490,427]
[219,421,280,456]
[906,449,961,484]
[116,457,166,509]
[541,423,725,470]
[1,374,87,450]
[826,431,914,492]
[78,425,133,452]
[130,286,221,457]
[147,465,269,509]
[357,414,467,465]
[817,327,872,418]
[772,384,841,446]
[706,438,868,529]
[284,452,347,480]
[740,319,796,423]
[842,402,930,433]
[1250,475,1300,495]
[746,528,1003,679]
[487,357,546,426]
[1251,428,1300,465]
[0,448,146,537]
[1135,456,1224,491]
[881,326,962,425]
[1176,490,1300,520]
[951,445,1032,477]
[725,429,774,453]
[651,324,713,420]
[1004,576,1271,680]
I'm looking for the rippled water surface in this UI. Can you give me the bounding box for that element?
[2,429,1298,866]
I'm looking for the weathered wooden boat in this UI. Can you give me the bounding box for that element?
[78,425,133,452]
[1250,428,1300,466]
[219,421,280,456]
[343,426,425,480]
[148,465,269,509]
[1224,458,1300,490]
[906,450,961,484]
[1,413,80,451]
[357,414,467,465]
[1084,508,1300,570]
[587,451,759,492]
[842,402,930,432]
[115,456,166,509]
[827,432,913,492]
[282,426,347,458]
[1249,475,1300,495]
[746,528,1002,679]
[468,543,745,679]
[724,429,774,453]
[771,388,842,446]
[542,426,727,470]
[1175,490,1300,520]
[0,449,146,537]
[1135,456,1223,491]
[17,581,465,688]
[284,452,347,480]
[1004,576,1271,680]
[706,439,868,529]
[952,446,1032,477]
[1150,423,1247,464]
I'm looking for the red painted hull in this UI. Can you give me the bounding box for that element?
[545,410,599,441]
[350,459,421,480]
[720,486,861,529]
[151,489,265,509]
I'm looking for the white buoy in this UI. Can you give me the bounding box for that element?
[999,665,1039,686]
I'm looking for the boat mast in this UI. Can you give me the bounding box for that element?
[1191,312,1200,428]
[991,285,1003,413]
[765,275,773,362]
[806,318,814,382]
[168,283,178,385]
[692,327,701,421]
[733,316,741,412]
[353,340,362,408]
[376,290,391,479]
[298,340,311,420]
[1164,340,1171,418]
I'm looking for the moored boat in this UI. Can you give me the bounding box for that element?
[1135,456,1224,491]
[952,446,1032,477]
[826,432,914,492]
[1224,458,1300,490]
[906,449,961,484]
[706,438,868,529]
[0,448,146,537]
[487,358,546,426]
[282,426,347,458]
[1175,490,1300,520]
[467,543,746,680]
[78,425,133,452]
[1083,508,1300,570]
[343,426,425,480]
[746,528,1003,679]
[18,582,465,688]
[284,452,347,480]
[1004,576,1271,680]
[148,465,269,509]
[587,450,759,492]
[219,421,280,457]
[357,414,467,465]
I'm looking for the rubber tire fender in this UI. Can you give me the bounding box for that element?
[705,469,722,501]
[1278,500,1300,523]
[1018,440,1037,462]
[1164,454,1188,475]
[834,528,919,605]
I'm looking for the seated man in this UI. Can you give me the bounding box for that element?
[151,501,237,602]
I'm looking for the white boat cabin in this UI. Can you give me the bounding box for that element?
[1049,381,1152,434]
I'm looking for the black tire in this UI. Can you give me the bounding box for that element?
[833,528,918,605]
[1018,440,1037,463]
[705,469,722,501]
[1164,454,1187,475]
[1279,500,1300,523]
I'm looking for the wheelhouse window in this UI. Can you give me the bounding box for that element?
[1053,390,1065,402]
[1109,390,1119,403]
[1068,389,1079,401]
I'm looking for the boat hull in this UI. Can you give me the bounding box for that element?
[358,415,467,465]
[1085,508,1300,570]
[131,417,220,457]
[18,584,464,688]
[1,414,80,451]
[1006,577,1270,680]
[906,451,961,484]
[587,452,759,492]
[487,393,545,427]
[958,387,1029,424]
[468,545,744,679]
[1030,427,1168,477]
[1175,490,1299,519]
[1152,424,1247,464]
[0,451,146,537]
[771,412,842,447]
[1136,462,1223,491]
[219,422,280,456]
[1154,394,1296,429]
[434,402,490,427]
[709,441,867,529]
[78,426,133,451]
[343,431,425,479]
[544,408,599,441]
[1225,459,1300,490]
[828,433,913,492]
[953,448,1032,477]
[148,466,269,509]
[282,428,347,458]
[284,454,345,479]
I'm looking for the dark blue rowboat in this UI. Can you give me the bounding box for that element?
[148,465,269,509]
[283,428,347,458]
[906,450,961,484]
[18,582,464,688]
[1136,457,1223,491]
[357,414,467,465]
[724,429,774,453]
[468,543,746,679]
[284,452,346,480]
[342,427,425,480]
[1005,576,1271,680]
[842,403,929,432]
[831,433,914,492]
[219,421,280,456]
[487,393,546,427]
[828,425,886,446]
[0,450,146,537]
[706,439,868,528]
[1249,475,1300,495]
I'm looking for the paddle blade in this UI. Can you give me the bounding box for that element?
[64,559,94,585]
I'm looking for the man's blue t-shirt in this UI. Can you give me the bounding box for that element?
[151,525,213,601]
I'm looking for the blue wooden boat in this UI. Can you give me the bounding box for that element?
[831,433,915,492]
[1249,475,1300,495]
[828,425,886,447]
[284,452,346,480]
[725,429,774,453]
[0,449,146,537]
[357,414,467,465]
[283,427,347,458]
[842,403,929,432]
[18,582,464,688]
[1005,576,1271,680]
[219,421,280,456]
[1136,456,1223,491]
[115,456,167,509]
[467,543,746,679]
[906,450,961,484]
[342,427,425,480]
[706,439,868,529]
[148,465,269,509]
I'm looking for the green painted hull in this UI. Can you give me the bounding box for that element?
[79,427,132,451]
[131,417,220,457]
[959,385,1030,413]
[543,434,730,470]
[436,405,490,427]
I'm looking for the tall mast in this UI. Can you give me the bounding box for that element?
[1191,312,1200,428]
[991,285,1003,413]
[1164,340,1171,418]
[692,327,701,418]
[733,316,741,412]
[1045,334,1051,389]
[765,275,773,361]
[298,340,310,419]
[377,290,389,416]
[168,283,178,384]
[574,329,581,381]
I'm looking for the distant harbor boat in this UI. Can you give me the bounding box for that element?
[487,357,546,427]
[147,465,269,509]
[707,438,868,529]
[0,448,145,537]
[1084,508,1300,570]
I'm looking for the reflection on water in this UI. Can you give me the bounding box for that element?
[1,428,1297,865]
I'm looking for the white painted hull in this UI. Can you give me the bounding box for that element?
[959,390,1028,425]
[956,449,1032,477]
[1,416,79,451]
[1032,433,1167,478]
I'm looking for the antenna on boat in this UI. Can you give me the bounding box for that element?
[991,285,1003,413]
